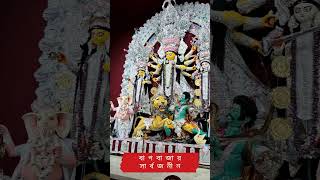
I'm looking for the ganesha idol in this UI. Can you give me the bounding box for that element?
[0,110,76,180]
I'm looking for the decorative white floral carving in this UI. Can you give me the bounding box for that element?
[120,2,210,98]
[32,0,109,114]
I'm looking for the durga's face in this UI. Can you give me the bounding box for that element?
[165,51,176,61]
[90,29,110,47]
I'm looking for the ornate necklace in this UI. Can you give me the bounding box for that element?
[30,135,58,180]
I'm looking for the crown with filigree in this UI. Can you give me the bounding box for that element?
[294,0,320,6]
[89,16,110,31]
[137,61,148,71]
[200,59,210,65]
[282,0,299,7]
[158,0,188,53]
[162,37,180,53]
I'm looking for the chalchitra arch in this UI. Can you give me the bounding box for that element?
[110,0,210,165]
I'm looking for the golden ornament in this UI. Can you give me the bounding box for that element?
[271,56,290,78]
[195,79,201,86]
[223,11,246,26]
[55,72,74,90]
[194,99,202,107]
[270,118,293,140]
[194,89,201,96]
[61,101,73,113]
[272,87,290,109]
[103,62,110,73]
[151,87,158,95]
[83,172,109,180]
[128,83,134,91]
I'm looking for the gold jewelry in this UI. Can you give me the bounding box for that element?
[195,79,201,86]
[271,56,290,78]
[103,63,110,73]
[128,84,134,91]
[270,118,293,140]
[194,89,201,96]
[151,87,158,95]
[193,99,202,107]
[271,87,290,109]
[55,72,73,90]
[61,101,73,113]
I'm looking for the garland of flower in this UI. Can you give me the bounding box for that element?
[161,60,176,103]
[30,134,58,180]
[291,29,320,158]
[75,52,91,161]
[290,38,303,155]
[310,29,320,156]
[88,53,106,156]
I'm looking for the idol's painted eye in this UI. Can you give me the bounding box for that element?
[304,6,312,12]
[97,32,104,37]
